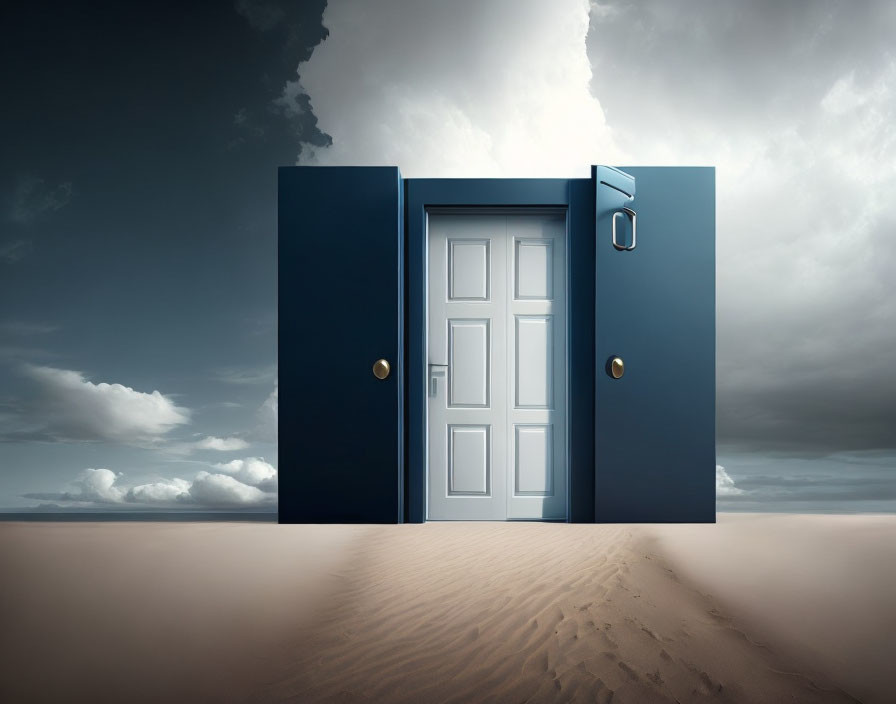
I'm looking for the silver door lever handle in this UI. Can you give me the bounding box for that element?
[429,363,448,397]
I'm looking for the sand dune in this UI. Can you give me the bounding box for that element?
[1,515,892,703]
[261,522,864,703]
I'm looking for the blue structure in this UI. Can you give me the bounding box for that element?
[278,165,715,523]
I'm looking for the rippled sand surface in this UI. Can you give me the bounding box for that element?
[2,515,893,703]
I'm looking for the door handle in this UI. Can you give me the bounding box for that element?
[612,206,637,251]
[607,356,625,379]
[429,363,448,397]
[372,359,391,380]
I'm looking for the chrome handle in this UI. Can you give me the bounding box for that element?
[612,206,637,251]
[429,363,448,397]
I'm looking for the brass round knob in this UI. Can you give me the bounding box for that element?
[609,356,624,379]
[372,359,391,380]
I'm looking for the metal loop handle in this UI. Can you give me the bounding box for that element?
[612,206,637,251]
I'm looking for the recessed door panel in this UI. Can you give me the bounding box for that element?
[514,425,553,496]
[449,240,490,300]
[515,315,553,409]
[448,425,490,495]
[448,319,490,407]
[515,239,553,300]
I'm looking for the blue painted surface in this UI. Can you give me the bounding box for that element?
[278,166,403,523]
[405,179,595,523]
[567,178,596,522]
[594,166,716,522]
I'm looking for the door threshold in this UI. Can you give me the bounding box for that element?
[424,518,569,523]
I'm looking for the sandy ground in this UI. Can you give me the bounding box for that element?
[0,515,893,703]
[652,514,896,704]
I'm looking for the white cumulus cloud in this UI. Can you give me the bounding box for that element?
[126,478,192,503]
[19,365,190,444]
[296,0,625,177]
[213,457,277,492]
[71,468,125,503]
[24,461,277,510]
[23,468,126,505]
[189,471,273,507]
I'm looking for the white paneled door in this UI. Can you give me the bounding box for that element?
[427,212,567,520]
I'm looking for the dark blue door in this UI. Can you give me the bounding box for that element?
[594,166,715,522]
[278,166,403,523]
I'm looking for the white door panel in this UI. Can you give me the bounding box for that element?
[428,211,566,520]
[448,319,490,407]
[449,240,490,300]
[515,315,553,408]
[514,425,553,495]
[448,425,490,494]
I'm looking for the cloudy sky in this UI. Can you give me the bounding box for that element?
[2,0,894,513]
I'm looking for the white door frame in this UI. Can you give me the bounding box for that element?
[424,207,570,521]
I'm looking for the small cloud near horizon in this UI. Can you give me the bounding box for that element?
[716,465,744,497]
[22,459,278,510]
[194,435,250,451]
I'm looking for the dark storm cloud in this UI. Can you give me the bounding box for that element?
[231,0,331,151]
[588,0,896,454]
[234,0,286,31]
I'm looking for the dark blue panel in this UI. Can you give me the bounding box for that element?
[594,166,716,522]
[405,179,594,522]
[278,166,402,523]
[568,179,595,522]
[407,178,570,207]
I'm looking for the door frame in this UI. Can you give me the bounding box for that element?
[406,178,595,522]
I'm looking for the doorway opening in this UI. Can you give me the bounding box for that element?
[425,208,569,520]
